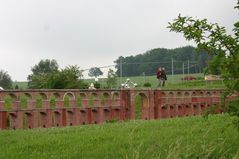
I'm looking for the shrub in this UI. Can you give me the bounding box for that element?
[228,98,239,130]
[50,96,56,108]
[94,83,101,89]
[88,95,94,107]
[100,95,105,106]
[64,96,70,107]
[76,95,82,107]
[143,82,152,87]
[20,95,28,109]
[4,95,12,110]
[35,96,42,108]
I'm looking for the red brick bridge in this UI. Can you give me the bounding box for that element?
[0,89,236,130]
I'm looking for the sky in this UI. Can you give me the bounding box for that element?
[0,0,238,81]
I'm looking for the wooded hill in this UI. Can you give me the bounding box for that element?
[114,46,212,77]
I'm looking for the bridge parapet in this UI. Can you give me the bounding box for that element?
[0,89,237,130]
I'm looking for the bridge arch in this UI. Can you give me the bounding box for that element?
[134,92,149,120]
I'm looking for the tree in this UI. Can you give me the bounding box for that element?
[168,1,239,93]
[114,46,211,77]
[28,59,87,89]
[88,67,103,78]
[0,70,12,89]
[55,65,85,89]
[28,59,59,88]
[106,69,117,89]
[204,53,224,75]
[31,59,58,75]
[168,0,239,127]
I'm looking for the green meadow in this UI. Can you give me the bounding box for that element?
[0,114,238,159]
[13,73,225,90]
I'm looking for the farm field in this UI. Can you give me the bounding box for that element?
[13,73,225,90]
[0,114,238,159]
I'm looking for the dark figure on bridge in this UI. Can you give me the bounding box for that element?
[157,67,167,87]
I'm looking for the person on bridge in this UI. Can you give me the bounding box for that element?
[157,67,167,87]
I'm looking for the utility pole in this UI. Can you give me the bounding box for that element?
[120,59,123,86]
[171,57,174,83]
[187,59,190,76]
[182,62,184,82]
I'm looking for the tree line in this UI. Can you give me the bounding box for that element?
[114,46,213,77]
[0,59,117,90]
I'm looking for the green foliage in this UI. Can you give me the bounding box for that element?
[143,82,151,87]
[135,95,142,119]
[28,59,59,89]
[20,95,28,109]
[0,115,239,158]
[63,96,70,107]
[76,95,82,107]
[88,95,94,107]
[168,3,239,93]
[228,98,239,130]
[0,70,12,89]
[50,97,56,108]
[88,67,103,78]
[28,60,86,89]
[204,52,225,75]
[14,85,19,90]
[4,95,12,110]
[114,46,211,77]
[35,96,42,108]
[99,95,105,106]
[94,82,101,89]
[106,69,117,89]
[168,0,239,128]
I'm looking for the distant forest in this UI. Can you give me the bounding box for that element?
[114,46,212,77]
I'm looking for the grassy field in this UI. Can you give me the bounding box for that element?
[13,73,225,90]
[72,73,225,89]
[0,114,239,159]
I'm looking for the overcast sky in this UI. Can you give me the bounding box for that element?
[0,0,238,81]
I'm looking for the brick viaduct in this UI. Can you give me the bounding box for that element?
[0,89,237,130]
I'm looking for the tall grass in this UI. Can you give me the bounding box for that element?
[0,114,238,159]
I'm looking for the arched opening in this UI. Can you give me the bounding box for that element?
[183,92,190,103]
[67,110,74,126]
[39,93,47,100]
[176,92,183,104]
[91,93,98,98]
[63,92,75,107]
[112,92,120,99]
[53,111,61,127]
[24,93,32,100]
[53,93,60,100]
[80,93,87,99]
[161,105,168,118]
[134,93,149,120]
[161,92,166,103]
[103,92,110,99]
[9,113,17,129]
[63,92,75,100]
[168,92,175,104]
[25,112,33,129]
[112,92,120,106]
[192,92,197,103]
[170,105,175,117]
[8,93,17,101]
[40,112,47,128]
[178,105,183,117]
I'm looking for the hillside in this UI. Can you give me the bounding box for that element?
[114,46,212,77]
